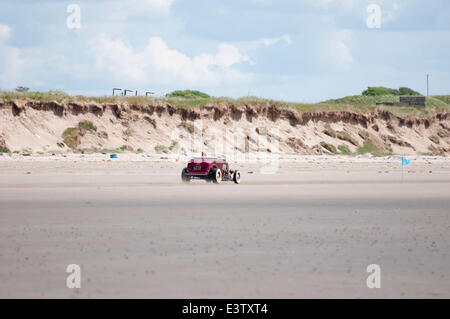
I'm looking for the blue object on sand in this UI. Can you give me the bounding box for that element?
[402,156,410,166]
[110,154,118,159]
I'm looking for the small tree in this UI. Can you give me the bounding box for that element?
[362,87,399,96]
[398,87,421,96]
[362,86,422,96]
[15,86,29,93]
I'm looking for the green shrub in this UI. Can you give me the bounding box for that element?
[320,141,337,153]
[169,140,179,151]
[336,131,359,146]
[362,87,399,96]
[62,127,80,150]
[398,87,421,96]
[357,140,385,156]
[166,90,210,98]
[437,128,448,138]
[323,123,336,138]
[338,145,351,155]
[178,122,195,134]
[362,86,422,96]
[429,135,439,144]
[428,145,445,156]
[63,122,98,151]
[154,144,167,153]
[101,145,132,153]
[0,145,11,153]
[78,120,97,131]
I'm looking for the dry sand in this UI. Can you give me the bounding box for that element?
[0,154,449,298]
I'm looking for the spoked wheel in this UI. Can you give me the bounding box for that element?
[181,168,191,183]
[212,168,222,184]
[233,170,241,184]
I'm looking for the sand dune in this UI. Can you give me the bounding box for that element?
[1,99,449,156]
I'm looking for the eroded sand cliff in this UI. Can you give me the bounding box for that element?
[0,99,449,156]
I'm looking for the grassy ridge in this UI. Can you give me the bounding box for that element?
[319,95,450,117]
[433,95,450,104]
[0,90,449,117]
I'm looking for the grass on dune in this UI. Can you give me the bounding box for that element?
[1,90,449,117]
[432,95,450,105]
[357,140,387,157]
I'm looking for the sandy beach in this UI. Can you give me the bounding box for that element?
[0,154,449,298]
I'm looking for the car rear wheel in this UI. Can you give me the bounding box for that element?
[233,170,241,184]
[212,167,222,184]
[181,168,191,183]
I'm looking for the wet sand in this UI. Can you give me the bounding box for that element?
[0,154,449,298]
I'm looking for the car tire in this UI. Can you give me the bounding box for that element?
[212,167,222,184]
[233,170,241,184]
[181,168,191,183]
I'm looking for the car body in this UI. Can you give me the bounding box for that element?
[181,155,241,184]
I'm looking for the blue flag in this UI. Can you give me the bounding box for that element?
[402,156,410,166]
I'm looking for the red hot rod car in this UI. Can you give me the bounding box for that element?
[181,155,241,184]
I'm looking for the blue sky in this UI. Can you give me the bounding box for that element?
[0,0,449,102]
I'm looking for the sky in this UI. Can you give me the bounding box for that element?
[0,0,449,102]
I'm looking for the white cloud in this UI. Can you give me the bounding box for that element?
[97,0,174,20]
[107,0,174,14]
[77,0,174,23]
[0,46,43,88]
[306,0,359,10]
[329,30,353,65]
[94,35,147,82]
[0,24,11,43]
[93,35,252,86]
[0,25,32,87]
[209,43,250,67]
[0,25,55,89]
[259,34,292,46]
